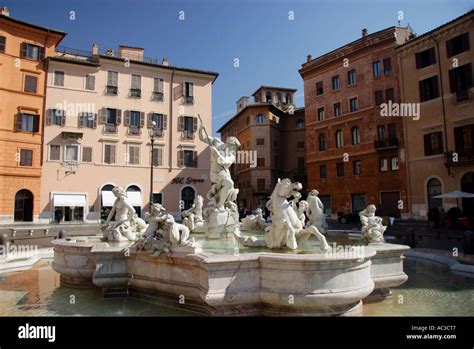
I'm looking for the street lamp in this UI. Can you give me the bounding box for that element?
[149,120,157,208]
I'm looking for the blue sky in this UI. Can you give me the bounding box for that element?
[4,0,473,134]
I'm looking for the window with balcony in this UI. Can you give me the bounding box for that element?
[130,74,141,98]
[24,75,37,93]
[332,75,340,91]
[320,165,327,179]
[373,61,381,77]
[149,113,166,137]
[183,82,194,104]
[102,108,121,133]
[20,43,44,61]
[0,36,5,53]
[449,63,472,102]
[336,162,344,177]
[419,76,439,102]
[349,97,358,112]
[319,134,326,151]
[85,74,95,91]
[152,78,164,101]
[125,110,144,135]
[317,107,325,121]
[333,102,341,117]
[106,71,118,95]
[383,58,392,75]
[179,116,197,140]
[424,131,443,156]
[352,127,360,145]
[19,149,33,166]
[347,70,356,85]
[104,143,116,164]
[416,47,436,69]
[178,149,197,167]
[336,130,344,148]
[316,81,324,96]
[353,160,361,176]
[446,32,470,58]
[16,113,39,133]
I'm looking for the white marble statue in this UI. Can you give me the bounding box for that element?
[182,195,205,232]
[296,200,308,227]
[198,122,241,237]
[359,204,387,243]
[102,187,143,241]
[137,203,201,255]
[234,178,330,252]
[306,189,329,235]
[240,208,266,231]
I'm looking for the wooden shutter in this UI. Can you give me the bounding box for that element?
[192,117,197,132]
[182,82,186,97]
[39,46,45,61]
[424,134,431,156]
[124,110,130,126]
[158,78,164,93]
[188,83,194,97]
[158,148,163,166]
[152,148,158,166]
[60,110,66,126]
[110,145,116,163]
[177,150,184,167]
[99,108,107,124]
[178,116,184,131]
[33,115,39,132]
[78,113,84,128]
[116,109,122,125]
[437,132,443,153]
[462,32,470,52]
[147,113,153,128]
[446,39,453,58]
[449,69,456,93]
[162,114,167,130]
[433,76,440,98]
[429,48,436,65]
[193,150,198,167]
[16,113,23,131]
[46,109,52,125]
[93,114,98,129]
[140,112,145,127]
[20,43,27,58]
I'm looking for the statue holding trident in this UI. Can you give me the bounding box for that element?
[198,114,241,237]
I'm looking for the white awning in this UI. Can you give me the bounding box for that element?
[101,191,116,207]
[126,191,142,207]
[53,194,86,207]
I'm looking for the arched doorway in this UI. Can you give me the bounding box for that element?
[14,189,33,222]
[100,184,115,221]
[126,185,142,217]
[181,186,196,211]
[427,178,442,210]
[461,172,474,217]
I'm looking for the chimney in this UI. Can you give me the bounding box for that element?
[92,43,99,55]
[162,57,169,66]
[362,28,368,37]
[105,49,114,57]
[0,6,9,16]
[306,54,312,63]
[236,96,249,112]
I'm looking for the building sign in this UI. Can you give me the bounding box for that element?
[172,177,205,184]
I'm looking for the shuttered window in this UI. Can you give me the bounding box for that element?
[82,147,93,162]
[19,149,33,166]
[54,71,64,86]
[85,74,95,90]
[128,145,140,165]
[0,36,5,53]
[49,145,61,161]
[152,147,163,166]
[104,144,116,164]
[24,75,37,93]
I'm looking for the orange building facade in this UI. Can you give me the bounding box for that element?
[0,8,65,223]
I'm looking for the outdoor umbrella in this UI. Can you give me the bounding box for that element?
[432,190,474,207]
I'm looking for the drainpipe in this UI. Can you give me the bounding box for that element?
[429,33,451,178]
[169,68,176,172]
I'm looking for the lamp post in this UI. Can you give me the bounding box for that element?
[149,120,156,208]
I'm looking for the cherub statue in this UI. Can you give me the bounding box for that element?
[359,204,386,243]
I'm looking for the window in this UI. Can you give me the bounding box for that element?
[333,102,341,117]
[320,165,327,179]
[316,81,324,96]
[179,149,197,168]
[297,157,305,173]
[383,58,392,75]
[152,193,163,204]
[0,36,5,53]
[427,178,442,209]
[390,156,399,171]
[379,157,388,172]
[285,93,292,104]
[85,74,95,91]
[336,130,344,148]
[336,163,344,177]
[105,108,119,128]
[19,149,33,166]
[349,97,358,112]
[152,147,163,166]
[130,74,141,97]
[53,71,64,87]
[332,75,340,91]
[153,78,164,100]
[106,71,118,95]
[416,47,436,69]
[16,113,39,132]
[79,112,96,128]
[352,127,360,145]
[373,61,381,77]
[184,82,194,103]
[296,119,304,129]
[129,111,141,128]
[276,92,282,103]
[424,131,443,156]
[255,114,264,124]
[104,144,116,164]
[24,75,37,93]
[419,76,439,102]
[388,123,397,139]
[446,32,469,58]
[20,43,44,61]
[49,145,61,161]
[49,109,64,126]
[149,113,166,133]
[351,194,367,213]
[265,92,272,102]
[179,116,196,139]
[353,160,361,176]
[347,70,356,85]
[257,178,266,192]
[319,134,326,151]
[82,147,92,163]
[449,63,472,102]
[64,145,79,163]
[374,90,384,106]
[297,141,305,149]
[454,124,474,155]
[256,138,265,146]
[257,157,265,167]
[317,107,325,121]
[377,125,386,140]
[128,145,140,165]
[385,88,394,102]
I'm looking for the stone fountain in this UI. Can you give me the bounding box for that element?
[52,121,410,316]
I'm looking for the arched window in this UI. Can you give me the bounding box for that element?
[336,130,344,148]
[352,127,360,145]
[276,92,282,103]
[285,93,292,104]
[181,186,196,210]
[265,92,272,103]
[14,189,34,222]
[319,134,326,151]
[427,178,442,210]
[255,114,264,124]
[296,119,304,129]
